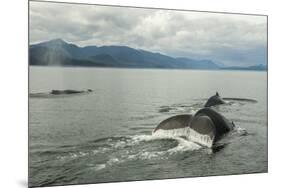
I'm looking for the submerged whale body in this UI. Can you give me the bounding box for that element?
[204,92,225,107]
[153,107,234,147]
[29,89,93,98]
[50,89,92,95]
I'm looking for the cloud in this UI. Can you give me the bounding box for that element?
[29,1,267,66]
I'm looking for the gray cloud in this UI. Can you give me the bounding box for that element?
[30,1,267,66]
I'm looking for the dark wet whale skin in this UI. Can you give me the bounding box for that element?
[153,108,234,144]
[153,114,193,132]
[204,93,225,107]
[194,108,234,141]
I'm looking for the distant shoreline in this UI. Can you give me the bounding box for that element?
[29,65,267,72]
[29,39,267,72]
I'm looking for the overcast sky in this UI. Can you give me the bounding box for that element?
[30,1,267,66]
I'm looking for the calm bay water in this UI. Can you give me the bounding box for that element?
[29,67,267,187]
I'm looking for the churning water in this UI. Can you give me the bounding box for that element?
[29,67,267,187]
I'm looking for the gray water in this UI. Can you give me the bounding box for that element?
[29,67,267,187]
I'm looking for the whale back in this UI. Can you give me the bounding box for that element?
[204,95,225,107]
[194,108,233,140]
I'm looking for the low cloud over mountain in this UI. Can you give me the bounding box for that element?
[30,1,267,67]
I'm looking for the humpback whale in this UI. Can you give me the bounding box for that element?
[153,108,234,147]
[29,89,93,98]
[204,92,225,107]
[204,92,257,107]
[50,89,92,95]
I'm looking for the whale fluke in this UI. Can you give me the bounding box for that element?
[153,108,234,147]
[189,115,215,138]
[194,108,233,141]
[153,114,193,132]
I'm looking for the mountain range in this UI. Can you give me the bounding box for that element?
[29,39,267,71]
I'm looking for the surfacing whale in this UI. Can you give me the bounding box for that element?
[204,92,225,107]
[152,107,234,148]
[29,89,93,98]
[205,92,258,107]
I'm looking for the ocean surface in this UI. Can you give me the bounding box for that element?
[29,67,267,187]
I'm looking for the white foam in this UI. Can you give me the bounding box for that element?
[128,134,177,145]
[187,128,214,148]
[91,147,110,155]
[130,134,157,142]
[87,131,212,170]
[189,109,197,114]
[107,157,122,165]
[138,151,164,160]
[152,127,190,138]
[233,126,248,136]
[89,157,126,172]
[236,126,246,132]
[113,140,127,148]
[167,137,201,153]
[152,127,214,148]
[57,151,89,160]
